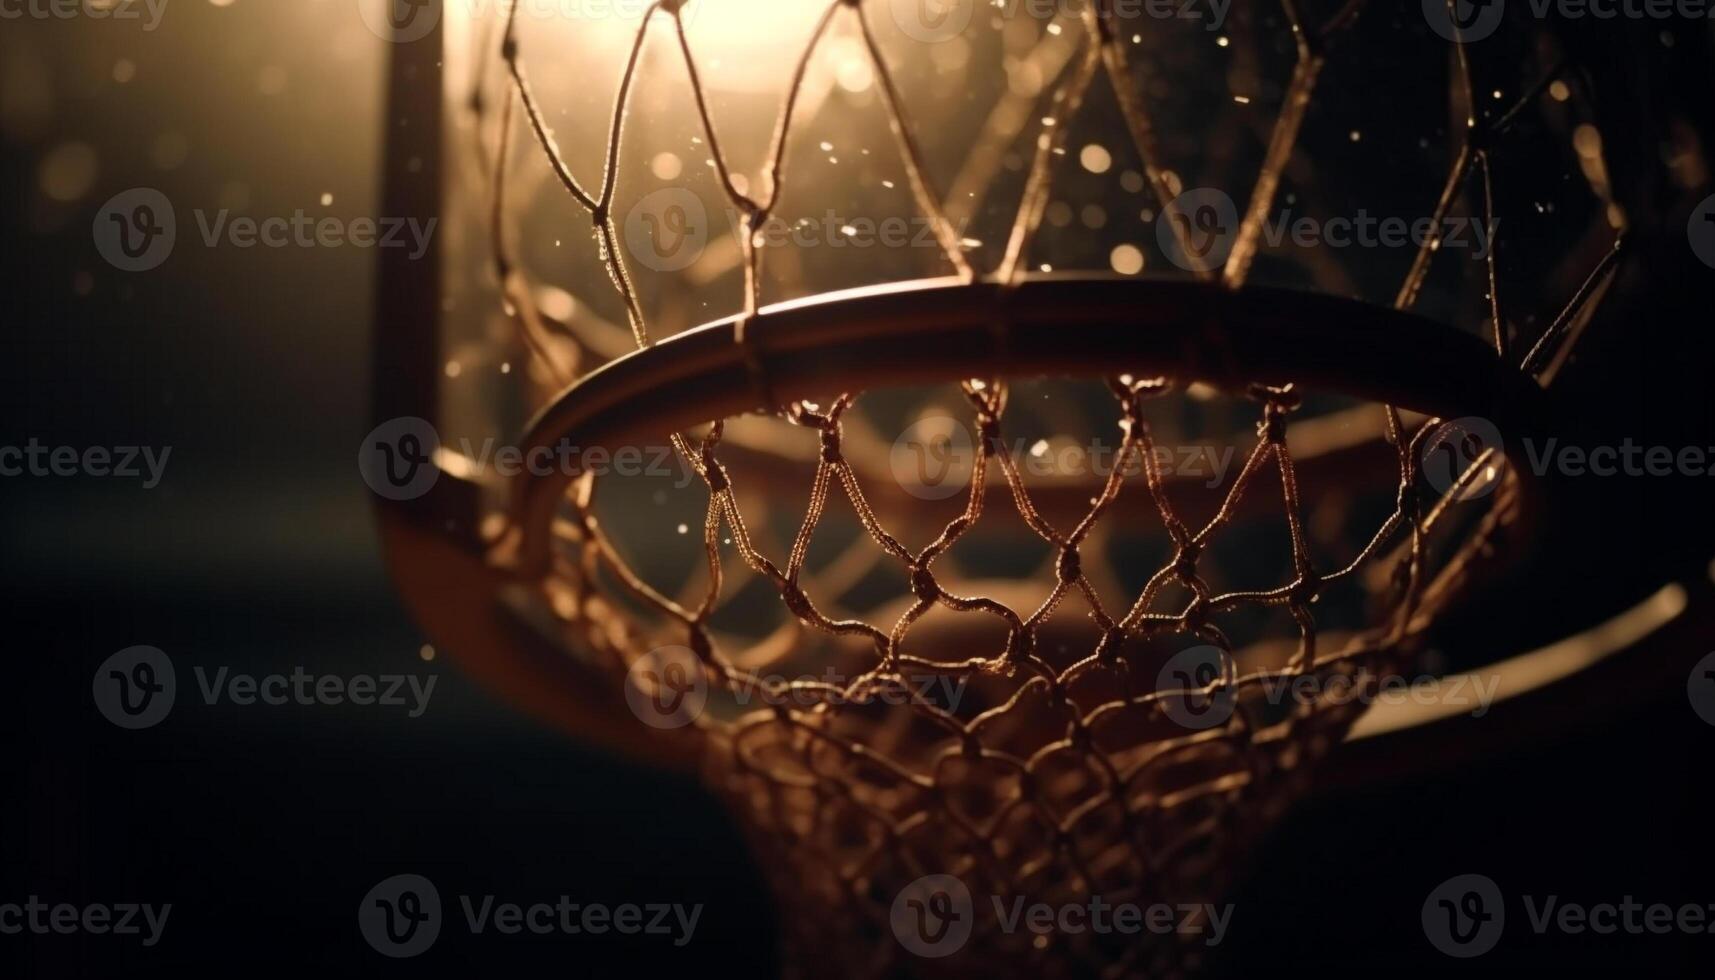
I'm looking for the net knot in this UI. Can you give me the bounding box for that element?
[1097,627,1127,662]
[702,461,730,493]
[819,427,842,463]
[1056,546,1082,584]
[689,626,714,663]
[1289,571,1322,606]
[782,583,816,620]
[1183,597,1211,631]
[910,566,941,602]
[1172,542,1202,578]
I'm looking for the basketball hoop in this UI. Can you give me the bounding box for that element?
[371,1,1712,974]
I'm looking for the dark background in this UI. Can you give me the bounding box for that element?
[3,2,1713,977]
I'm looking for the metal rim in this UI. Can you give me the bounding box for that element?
[499,273,1551,575]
